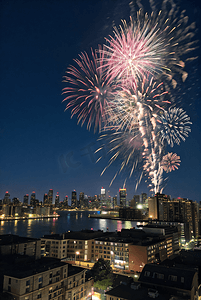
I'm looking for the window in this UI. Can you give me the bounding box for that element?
[38,277,43,282]
[26,287,30,293]
[157,273,164,279]
[8,286,11,292]
[26,279,30,286]
[144,271,150,277]
[37,293,42,299]
[169,275,177,282]
[8,278,11,285]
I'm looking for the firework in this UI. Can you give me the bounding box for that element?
[96,130,144,180]
[62,48,116,132]
[161,152,181,173]
[62,0,195,194]
[160,107,192,147]
[101,3,197,89]
[108,76,171,133]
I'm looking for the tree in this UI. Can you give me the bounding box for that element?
[93,278,113,291]
[91,258,113,285]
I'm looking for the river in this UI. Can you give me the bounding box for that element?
[0,211,138,239]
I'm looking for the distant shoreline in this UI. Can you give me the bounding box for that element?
[0,215,60,221]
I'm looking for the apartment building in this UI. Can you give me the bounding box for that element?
[94,227,180,272]
[139,263,198,300]
[41,230,111,261]
[3,257,93,300]
[0,234,41,259]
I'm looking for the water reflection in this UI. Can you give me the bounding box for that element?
[117,220,122,232]
[0,211,138,238]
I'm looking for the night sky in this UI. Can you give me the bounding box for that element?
[0,0,200,203]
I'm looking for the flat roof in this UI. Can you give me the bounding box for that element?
[43,230,111,240]
[105,284,170,300]
[0,234,40,245]
[4,257,66,278]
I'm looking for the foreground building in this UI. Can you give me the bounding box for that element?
[139,263,198,300]
[3,257,93,300]
[0,234,41,259]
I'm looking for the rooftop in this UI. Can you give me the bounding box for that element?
[139,263,197,291]
[0,234,39,245]
[105,284,170,300]
[3,257,66,278]
[43,230,111,240]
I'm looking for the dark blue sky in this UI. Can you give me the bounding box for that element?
[0,0,200,203]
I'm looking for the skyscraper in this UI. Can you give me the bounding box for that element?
[43,193,48,205]
[64,195,68,207]
[3,191,11,205]
[23,194,29,205]
[119,188,126,208]
[48,189,53,205]
[55,192,60,207]
[71,191,77,208]
[30,192,36,207]
[112,196,117,209]
[79,192,84,208]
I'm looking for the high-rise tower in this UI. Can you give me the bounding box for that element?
[71,190,77,208]
[30,192,36,207]
[119,188,126,208]
[23,194,29,205]
[48,189,53,205]
[55,192,60,207]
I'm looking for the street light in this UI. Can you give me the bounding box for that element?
[75,251,80,265]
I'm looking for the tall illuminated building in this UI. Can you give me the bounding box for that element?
[148,193,199,241]
[64,195,68,207]
[71,191,77,208]
[112,196,117,209]
[79,192,84,208]
[23,194,29,205]
[43,193,48,205]
[100,187,106,207]
[119,188,126,208]
[30,191,36,207]
[48,189,53,205]
[3,191,11,204]
[55,192,60,207]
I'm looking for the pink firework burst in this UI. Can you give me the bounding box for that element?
[62,48,116,132]
[101,5,197,90]
[102,15,167,89]
[161,152,181,173]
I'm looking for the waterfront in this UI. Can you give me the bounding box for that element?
[0,210,137,238]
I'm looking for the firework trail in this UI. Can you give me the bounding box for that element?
[62,47,117,132]
[160,107,192,147]
[108,76,171,133]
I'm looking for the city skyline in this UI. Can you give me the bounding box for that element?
[0,0,201,203]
